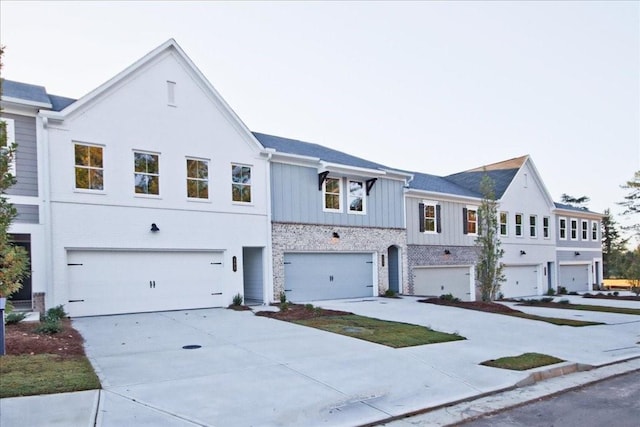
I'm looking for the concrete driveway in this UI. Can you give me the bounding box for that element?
[67,296,639,426]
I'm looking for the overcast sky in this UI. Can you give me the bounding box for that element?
[1,1,638,235]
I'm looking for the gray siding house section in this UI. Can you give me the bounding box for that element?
[14,204,39,223]
[406,197,478,246]
[2,113,38,197]
[271,162,405,228]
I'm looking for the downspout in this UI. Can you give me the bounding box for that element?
[39,115,54,309]
[263,150,275,304]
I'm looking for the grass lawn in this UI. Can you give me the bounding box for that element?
[519,302,640,316]
[481,352,564,371]
[507,311,603,326]
[0,354,100,398]
[294,314,465,348]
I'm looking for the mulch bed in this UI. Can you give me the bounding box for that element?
[255,304,352,321]
[4,319,86,358]
[583,293,640,301]
[418,298,519,314]
[227,305,253,311]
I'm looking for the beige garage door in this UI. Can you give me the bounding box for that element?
[413,266,473,301]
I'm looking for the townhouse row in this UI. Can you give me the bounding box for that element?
[1,40,603,317]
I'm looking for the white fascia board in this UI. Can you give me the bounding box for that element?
[380,168,414,182]
[1,97,51,110]
[318,161,387,179]
[268,151,322,167]
[552,207,603,219]
[404,188,481,204]
[503,156,555,208]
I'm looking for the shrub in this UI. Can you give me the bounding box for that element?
[384,289,396,297]
[497,292,505,300]
[546,288,556,296]
[522,299,541,305]
[232,293,243,306]
[280,301,289,312]
[44,305,67,321]
[558,299,570,305]
[632,286,640,297]
[5,311,27,325]
[568,291,578,296]
[613,291,619,297]
[279,292,287,304]
[439,293,460,302]
[34,318,62,334]
[557,286,567,295]
[541,297,554,303]
[304,304,314,310]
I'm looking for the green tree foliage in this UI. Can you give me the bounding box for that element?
[560,193,590,210]
[626,246,640,296]
[601,208,628,278]
[0,46,30,298]
[475,174,505,301]
[618,170,640,238]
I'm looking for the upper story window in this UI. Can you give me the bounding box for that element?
[231,164,252,203]
[0,118,16,176]
[499,212,508,236]
[75,143,104,191]
[134,151,160,195]
[592,221,599,241]
[581,220,589,240]
[543,216,550,239]
[515,213,523,237]
[463,207,478,235]
[420,201,441,233]
[570,219,578,240]
[348,180,365,214]
[186,158,209,200]
[559,217,567,240]
[529,215,537,238]
[323,177,342,212]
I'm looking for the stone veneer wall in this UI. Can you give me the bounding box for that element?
[271,222,408,300]
[407,245,480,294]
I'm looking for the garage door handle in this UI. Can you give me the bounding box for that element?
[68,299,84,303]
[149,280,156,289]
[366,285,373,288]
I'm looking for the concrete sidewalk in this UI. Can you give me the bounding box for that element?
[1,296,638,426]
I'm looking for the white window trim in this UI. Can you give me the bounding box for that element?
[515,213,523,237]
[347,179,366,215]
[499,211,508,237]
[543,216,550,239]
[570,218,578,240]
[466,205,478,236]
[231,163,253,204]
[423,200,439,234]
[529,214,537,239]
[1,118,16,176]
[559,217,567,240]
[322,176,343,213]
[591,220,599,241]
[186,157,210,202]
[74,142,106,193]
[133,150,161,198]
[581,219,589,241]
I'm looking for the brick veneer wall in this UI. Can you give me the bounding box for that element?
[407,245,479,294]
[271,222,408,300]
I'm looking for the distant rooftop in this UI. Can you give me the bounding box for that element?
[1,79,76,111]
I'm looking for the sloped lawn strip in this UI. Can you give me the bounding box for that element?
[294,314,465,348]
[0,354,100,398]
[517,302,640,316]
[419,298,602,327]
[481,352,564,371]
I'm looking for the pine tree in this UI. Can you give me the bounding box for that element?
[601,208,628,278]
[618,171,640,238]
[475,174,505,301]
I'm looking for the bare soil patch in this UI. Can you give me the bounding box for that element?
[4,319,86,358]
[419,298,518,314]
[583,293,640,302]
[255,304,353,321]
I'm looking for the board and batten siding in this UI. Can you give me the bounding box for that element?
[270,162,405,228]
[1,113,38,197]
[406,196,478,246]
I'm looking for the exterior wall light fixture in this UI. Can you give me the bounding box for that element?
[150,223,160,232]
[444,249,451,255]
[520,250,526,255]
[574,251,581,256]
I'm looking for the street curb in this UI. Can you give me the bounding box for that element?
[363,356,640,427]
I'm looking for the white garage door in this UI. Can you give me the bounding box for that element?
[413,266,473,301]
[559,264,590,293]
[284,253,374,302]
[502,265,539,298]
[67,250,225,316]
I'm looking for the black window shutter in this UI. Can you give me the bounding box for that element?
[436,204,442,233]
[462,207,468,234]
[419,203,425,233]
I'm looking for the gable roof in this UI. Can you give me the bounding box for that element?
[554,202,602,216]
[444,156,527,199]
[254,132,394,172]
[409,172,481,198]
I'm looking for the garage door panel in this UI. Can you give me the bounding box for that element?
[413,267,472,301]
[67,250,224,316]
[284,253,374,302]
[559,265,589,293]
[502,266,539,298]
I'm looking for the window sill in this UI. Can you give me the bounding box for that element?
[187,197,212,204]
[134,193,162,199]
[74,188,106,195]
